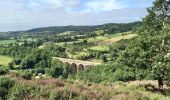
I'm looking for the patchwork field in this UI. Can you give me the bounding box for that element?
[0,56,12,66]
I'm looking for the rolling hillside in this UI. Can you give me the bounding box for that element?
[26,22,141,34]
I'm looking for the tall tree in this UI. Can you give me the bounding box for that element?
[139,0,170,35]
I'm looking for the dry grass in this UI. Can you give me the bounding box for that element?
[100,34,137,45]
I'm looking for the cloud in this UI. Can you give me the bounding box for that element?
[0,0,154,31]
[85,0,125,12]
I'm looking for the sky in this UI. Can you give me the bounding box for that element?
[0,0,154,31]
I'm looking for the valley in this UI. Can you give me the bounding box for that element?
[0,0,170,100]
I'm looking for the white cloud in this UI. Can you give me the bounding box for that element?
[63,0,81,12]
[39,0,63,7]
[0,0,153,31]
[86,0,125,12]
[64,0,81,7]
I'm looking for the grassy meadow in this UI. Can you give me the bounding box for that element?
[101,34,137,44]
[0,56,12,66]
[89,45,110,52]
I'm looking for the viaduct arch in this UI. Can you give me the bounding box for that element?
[53,57,101,74]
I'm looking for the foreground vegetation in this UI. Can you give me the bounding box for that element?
[0,76,170,100]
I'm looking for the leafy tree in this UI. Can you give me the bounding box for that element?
[46,60,64,78]
[139,0,170,35]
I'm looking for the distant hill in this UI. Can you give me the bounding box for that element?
[25,21,141,34]
[2,22,141,36]
[26,25,101,34]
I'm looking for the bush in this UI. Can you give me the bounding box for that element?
[13,58,21,65]
[49,90,61,100]
[0,77,15,100]
[8,61,14,69]
[0,67,9,75]
[9,84,27,100]
[19,71,33,80]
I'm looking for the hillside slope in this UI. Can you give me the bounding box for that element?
[25,22,141,34]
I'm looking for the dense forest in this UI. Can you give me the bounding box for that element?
[0,0,170,99]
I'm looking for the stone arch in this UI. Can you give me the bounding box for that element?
[65,62,70,66]
[58,60,64,64]
[64,62,70,71]
[70,63,77,74]
[78,64,84,71]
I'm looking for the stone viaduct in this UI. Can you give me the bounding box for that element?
[53,57,101,74]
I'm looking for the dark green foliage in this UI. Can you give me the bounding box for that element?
[8,61,14,69]
[0,67,9,75]
[95,52,100,59]
[25,22,140,34]
[139,0,170,35]
[13,58,21,65]
[0,77,15,100]
[42,31,97,43]
[45,60,70,78]
[47,61,64,78]
[100,55,107,62]
[104,22,141,34]
[20,71,33,80]
[26,25,99,34]
[76,64,116,83]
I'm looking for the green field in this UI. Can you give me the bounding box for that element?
[89,45,110,52]
[85,36,108,42]
[66,51,91,59]
[0,40,16,45]
[107,31,131,38]
[43,32,129,48]
[0,56,13,66]
[58,31,74,35]
[55,36,108,46]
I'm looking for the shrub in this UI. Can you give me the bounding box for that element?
[0,77,15,100]
[0,67,9,75]
[19,71,33,80]
[49,90,61,100]
[8,61,14,69]
[13,58,21,65]
[8,83,28,100]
